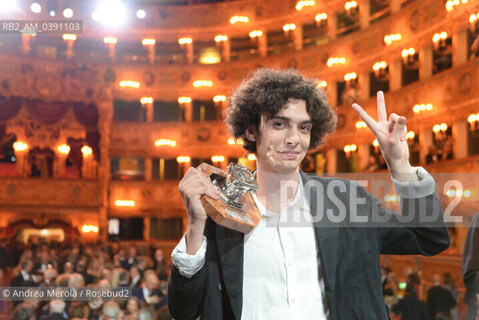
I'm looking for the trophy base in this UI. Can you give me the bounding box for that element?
[198,163,261,234]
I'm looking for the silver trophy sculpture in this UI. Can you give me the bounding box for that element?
[199,162,261,233]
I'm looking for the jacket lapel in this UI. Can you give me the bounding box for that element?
[216,224,244,320]
[300,171,340,315]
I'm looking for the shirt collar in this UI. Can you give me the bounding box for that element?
[142,286,150,297]
[252,173,309,218]
[21,270,30,281]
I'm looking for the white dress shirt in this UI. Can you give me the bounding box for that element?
[171,167,435,319]
[241,176,326,320]
[142,287,152,304]
[21,270,32,282]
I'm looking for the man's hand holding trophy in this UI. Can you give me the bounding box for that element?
[198,162,261,233]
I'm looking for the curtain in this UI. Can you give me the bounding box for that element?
[86,130,101,160]
[0,96,23,123]
[3,97,101,158]
[25,99,71,125]
[73,103,99,129]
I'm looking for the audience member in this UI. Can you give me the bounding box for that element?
[2,240,171,319]
[426,274,456,320]
[101,301,120,320]
[124,297,141,320]
[40,300,67,320]
[391,285,428,320]
[69,302,89,320]
[442,273,459,320]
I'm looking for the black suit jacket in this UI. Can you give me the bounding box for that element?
[169,171,449,320]
[132,287,168,310]
[10,273,36,287]
[391,296,428,320]
[131,277,142,288]
[120,258,137,271]
[463,213,479,304]
[11,272,37,306]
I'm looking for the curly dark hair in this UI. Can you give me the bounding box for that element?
[226,68,336,153]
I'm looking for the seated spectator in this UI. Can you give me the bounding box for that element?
[13,305,35,320]
[63,262,74,274]
[86,278,112,320]
[68,273,85,288]
[35,249,57,274]
[101,268,113,284]
[101,301,120,320]
[156,306,174,320]
[65,245,81,266]
[40,272,84,318]
[40,300,67,320]
[55,273,70,287]
[75,259,95,285]
[112,267,129,287]
[48,247,60,268]
[121,246,138,271]
[69,302,89,320]
[39,266,57,287]
[133,273,167,310]
[137,256,152,274]
[11,259,37,307]
[87,298,103,320]
[15,297,41,319]
[11,259,36,287]
[137,309,152,320]
[112,253,122,268]
[129,266,142,288]
[124,297,141,320]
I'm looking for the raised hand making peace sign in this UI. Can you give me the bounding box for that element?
[352,91,418,182]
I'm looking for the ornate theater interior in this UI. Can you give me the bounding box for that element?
[1,0,479,318]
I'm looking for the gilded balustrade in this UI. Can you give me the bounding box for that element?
[109,180,184,216]
[0,178,102,207]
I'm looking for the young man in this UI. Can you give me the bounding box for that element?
[168,69,449,319]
